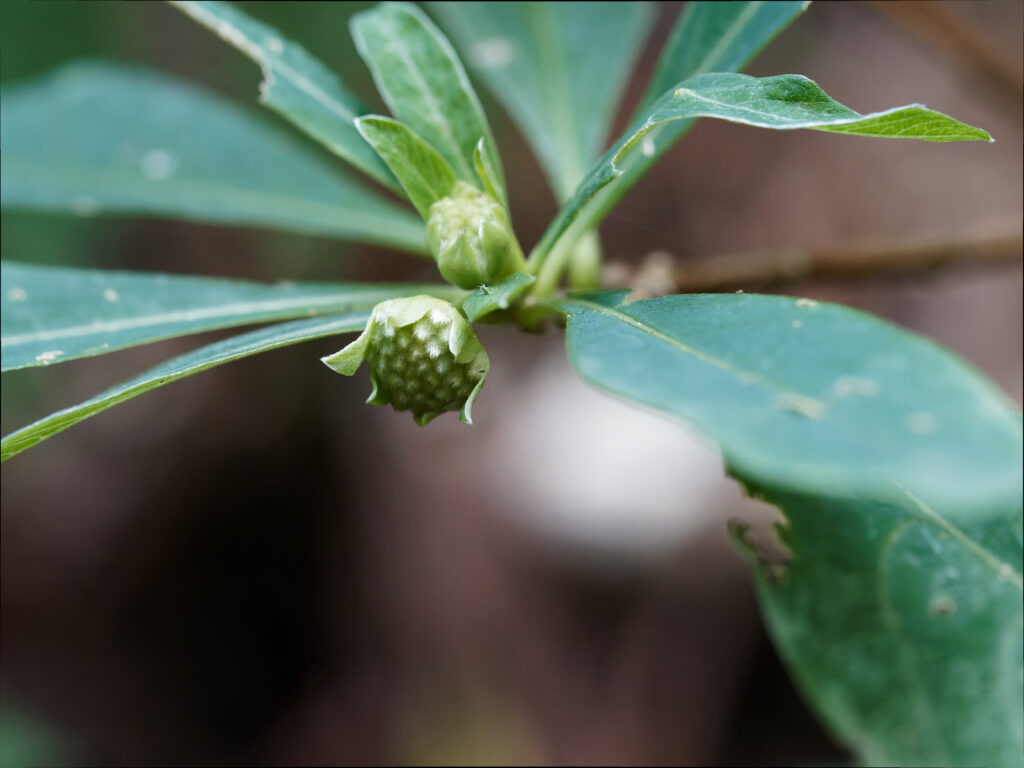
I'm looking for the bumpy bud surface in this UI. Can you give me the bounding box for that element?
[426,181,524,289]
[320,296,489,426]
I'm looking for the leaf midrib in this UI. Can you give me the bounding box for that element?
[1,313,371,462]
[561,295,827,411]
[2,157,417,234]
[694,1,761,77]
[0,288,413,348]
[377,16,474,181]
[895,484,1024,589]
[525,3,583,201]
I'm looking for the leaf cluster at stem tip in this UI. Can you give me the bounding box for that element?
[2,3,1020,765]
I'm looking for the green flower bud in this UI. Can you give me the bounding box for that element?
[320,296,489,426]
[426,181,524,289]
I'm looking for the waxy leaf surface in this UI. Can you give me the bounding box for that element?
[351,2,505,202]
[0,63,426,251]
[1,313,370,462]
[736,483,1023,767]
[535,73,991,267]
[170,0,397,189]
[556,291,1022,515]
[1,261,456,371]
[429,1,654,201]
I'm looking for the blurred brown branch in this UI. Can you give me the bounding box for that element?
[604,226,1024,296]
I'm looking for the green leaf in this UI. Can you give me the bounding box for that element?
[1,313,370,463]
[0,62,427,252]
[533,72,991,272]
[461,271,534,323]
[473,137,506,207]
[639,74,992,141]
[169,0,398,190]
[638,1,807,114]
[355,115,457,219]
[1,261,459,371]
[350,2,505,202]
[734,484,1023,767]
[428,1,655,202]
[554,291,1022,516]
[527,0,807,278]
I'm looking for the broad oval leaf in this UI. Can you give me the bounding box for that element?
[554,291,1022,516]
[533,72,991,271]
[355,115,457,219]
[350,2,506,202]
[428,1,655,202]
[735,483,1023,766]
[1,313,370,463]
[169,0,398,190]
[0,62,427,252]
[1,261,459,371]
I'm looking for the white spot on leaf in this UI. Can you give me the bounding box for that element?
[266,36,284,54]
[6,288,27,302]
[35,350,63,364]
[70,196,100,217]
[471,37,515,68]
[641,136,656,157]
[906,411,939,434]
[140,149,177,181]
[795,298,819,308]
[103,288,120,303]
[833,376,879,397]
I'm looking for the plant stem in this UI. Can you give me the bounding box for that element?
[567,231,602,290]
[604,226,1023,295]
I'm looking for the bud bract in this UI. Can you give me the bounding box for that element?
[320,296,489,426]
[426,181,524,289]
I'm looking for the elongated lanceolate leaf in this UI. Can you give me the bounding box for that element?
[355,116,456,218]
[533,73,991,269]
[1,313,370,463]
[637,74,992,142]
[639,1,807,114]
[169,0,398,190]
[555,292,1022,516]
[428,2,655,202]
[530,1,805,268]
[351,2,506,202]
[735,484,1023,766]
[1,261,458,371]
[0,63,426,252]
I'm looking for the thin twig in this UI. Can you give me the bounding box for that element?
[604,227,1023,296]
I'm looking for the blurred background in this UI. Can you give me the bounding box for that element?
[1,1,1021,764]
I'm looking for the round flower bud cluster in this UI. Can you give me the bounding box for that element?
[321,296,489,426]
[426,181,524,289]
